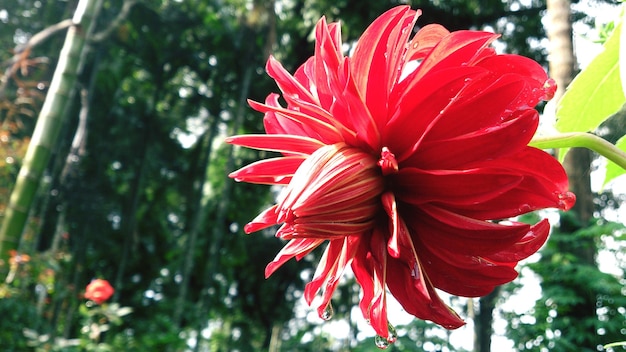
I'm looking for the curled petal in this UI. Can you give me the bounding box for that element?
[265,238,325,278]
[410,109,539,170]
[393,167,523,206]
[226,133,325,155]
[304,236,359,319]
[386,257,465,329]
[266,56,320,108]
[405,204,532,256]
[386,66,488,160]
[416,75,538,144]
[276,143,383,237]
[405,24,450,62]
[475,54,554,103]
[351,6,421,131]
[412,30,498,82]
[485,219,551,262]
[244,205,280,234]
[250,97,344,144]
[416,241,519,297]
[357,227,391,337]
[444,148,575,219]
[229,156,305,185]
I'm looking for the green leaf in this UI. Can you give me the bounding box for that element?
[622,6,626,98]
[604,134,626,186]
[556,20,626,133]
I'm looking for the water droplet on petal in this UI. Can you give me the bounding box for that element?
[518,204,532,213]
[387,323,398,344]
[557,191,576,210]
[374,335,390,349]
[542,78,557,100]
[411,262,420,280]
[321,303,333,321]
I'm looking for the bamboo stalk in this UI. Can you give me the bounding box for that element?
[0,0,103,260]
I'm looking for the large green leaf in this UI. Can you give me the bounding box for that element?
[555,21,625,133]
[622,5,626,99]
[604,134,626,186]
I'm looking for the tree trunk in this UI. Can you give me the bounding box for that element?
[546,0,596,273]
[473,287,500,352]
[0,0,102,261]
[546,0,575,103]
[546,0,597,344]
[194,64,253,352]
[172,114,220,328]
[112,123,150,302]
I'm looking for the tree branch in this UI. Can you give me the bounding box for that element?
[90,0,138,43]
[13,19,75,58]
[0,19,74,99]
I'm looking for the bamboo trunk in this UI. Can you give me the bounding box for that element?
[0,0,102,260]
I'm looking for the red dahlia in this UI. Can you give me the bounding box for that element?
[227,5,575,342]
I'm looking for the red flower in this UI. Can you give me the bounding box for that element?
[8,250,30,265]
[227,6,574,342]
[85,279,114,305]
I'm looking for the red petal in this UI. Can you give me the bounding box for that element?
[415,237,518,297]
[485,219,551,262]
[244,205,280,234]
[266,56,319,108]
[351,242,375,321]
[367,229,391,337]
[443,148,574,219]
[474,147,571,193]
[404,204,531,256]
[475,54,552,104]
[279,220,376,239]
[385,66,487,160]
[328,65,381,152]
[312,16,345,109]
[416,75,534,144]
[385,257,465,329]
[351,227,390,338]
[406,24,450,62]
[414,30,498,80]
[446,187,572,220]
[265,238,324,278]
[261,105,310,137]
[393,167,523,206]
[381,192,432,300]
[229,156,305,185]
[304,236,359,318]
[351,6,420,132]
[407,109,539,170]
[381,192,401,258]
[249,98,343,144]
[225,134,325,155]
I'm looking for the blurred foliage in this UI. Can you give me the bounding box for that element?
[504,213,626,351]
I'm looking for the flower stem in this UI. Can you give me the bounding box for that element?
[530,132,626,170]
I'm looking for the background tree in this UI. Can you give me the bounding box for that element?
[503,1,626,351]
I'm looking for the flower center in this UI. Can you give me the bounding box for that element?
[275,143,385,239]
[378,147,399,176]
